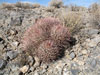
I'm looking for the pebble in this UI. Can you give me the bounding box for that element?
[28,56,35,66]
[70,52,76,59]
[78,61,85,66]
[90,59,97,68]
[6,51,18,60]
[10,70,21,75]
[12,41,19,47]
[0,59,7,69]
[88,29,99,35]
[10,17,22,26]
[20,65,29,73]
[34,57,40,68]
[82,50,87,55]
[74,58,85,66]
[0,71,4,75]
[10,30,17,35]
[34,71,39,75]
[88,35,100,47]
[0,44,4,50]
[30,67,35,72]
[8,63,20,71]
[8,36,14,40]
[71,69,80,75]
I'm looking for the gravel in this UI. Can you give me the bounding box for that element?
[0,3,100,75]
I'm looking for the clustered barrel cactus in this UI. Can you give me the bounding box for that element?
[21,17,71,63]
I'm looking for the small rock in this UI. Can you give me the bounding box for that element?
[10,70,21,75]
[8,36,14,40]
[6,51,18,60]
[0,59,7,69]
[88,35,100,47]
[30,67,35,72]
[20,65,29,73]
[12,41,19,47]
[0,44,4,50]
[70,52,76,59]
[28,56,35,66]
[0,71,4,75]
[10,30,17,35]
[82,50,87,55]
[34,71,39,75]
[74,58,84,65]
[71,69,80,75]
[90,59,97,68]
[88,42,96,47]
[88,29,99,35]
[10,16,23,26]
[8,63,20,71]
[34,57,40,68]
[78,61,85,66]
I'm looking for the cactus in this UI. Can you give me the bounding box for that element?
[36,40,61,62]
[51,25,70,47]
[21,17,70,63]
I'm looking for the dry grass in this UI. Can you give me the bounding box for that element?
[15,2,40,9]
[45,6,55,12]
[15,2,32,9]
[0,2,41,9]
[32,3,40,8]
[90,9,100,26]
[15,2,22,8]
[1,3,15,10]
[49,0,63,8]
[89,3,99,13]
[57,10,82,35]
[89,3,100,26]
[68,5,86,11]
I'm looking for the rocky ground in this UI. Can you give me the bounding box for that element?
[0,5,100,75]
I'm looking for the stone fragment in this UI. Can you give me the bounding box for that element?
[20,65,29,73]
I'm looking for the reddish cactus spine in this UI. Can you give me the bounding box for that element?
[21,17,71,63]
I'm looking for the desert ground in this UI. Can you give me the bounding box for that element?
[0,1,100,75]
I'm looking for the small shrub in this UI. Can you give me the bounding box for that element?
[69,5,79,11]
[32,3,40,8]
[21,3,32,9]
[89,3,99,13]
[57,10,82,35]
[15,2,22,8]
[49,0,63,8]
[90,9,100,26]
[1,3,15,10]
[45,7,55,12]
[89,3,100,26]
[15,2,32,9]
[21,17,71,63]
[68,5,86,11]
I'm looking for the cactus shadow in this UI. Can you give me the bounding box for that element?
[56,37,77,61]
